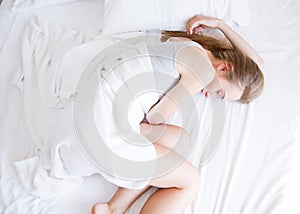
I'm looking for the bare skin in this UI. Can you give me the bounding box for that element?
[92,123,201,214]
[92,15,263,214]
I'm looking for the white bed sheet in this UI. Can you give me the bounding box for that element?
[0,1,113,213]
[1,0,300,214]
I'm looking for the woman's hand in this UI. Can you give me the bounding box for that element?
[186,15,223,34]
[186,15,264,68]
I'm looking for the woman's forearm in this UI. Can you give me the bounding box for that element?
[217,20,264,67]
[146,94,179,125]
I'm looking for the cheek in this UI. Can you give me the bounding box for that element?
[223,81,244,101]
[206,76,223,93]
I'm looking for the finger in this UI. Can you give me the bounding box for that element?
[186,23,193,34]
[185,20,191,33]
[186,19,199,34]
[193,26,204,32]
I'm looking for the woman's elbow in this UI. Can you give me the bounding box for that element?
[146,111,166,125]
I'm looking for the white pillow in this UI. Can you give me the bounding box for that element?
[12,0,81,10]
[201,0,250,27]
[102,0,250,35]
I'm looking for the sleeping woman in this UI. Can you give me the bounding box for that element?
[92,15,264,214]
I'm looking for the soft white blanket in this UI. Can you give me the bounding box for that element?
[14,17,120,199]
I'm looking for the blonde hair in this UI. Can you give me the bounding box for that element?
[161,30,264,104]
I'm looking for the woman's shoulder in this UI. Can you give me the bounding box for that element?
[174,40,215,87]
[174,39,208,61]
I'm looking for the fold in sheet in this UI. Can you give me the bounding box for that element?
[14,17,106,199]
[15,17,171,198]
[16,16,212,201]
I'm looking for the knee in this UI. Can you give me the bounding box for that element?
[139,123,164,143]
[91,204,97,214]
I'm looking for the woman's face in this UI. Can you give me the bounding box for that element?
[205,50,244,101]
[205,65,244,101]
[205,63,244,101]
[204,51,244,101]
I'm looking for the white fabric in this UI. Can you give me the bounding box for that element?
[102,0,250,35]
[13,17,90,199]
[1,0,300,213]
[12,0,84,10]
[16,17,161,192]
[200,0,250,27]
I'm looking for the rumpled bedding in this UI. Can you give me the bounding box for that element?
[14,17,213,201]
[13,17,119,199]
[2,0,300,213]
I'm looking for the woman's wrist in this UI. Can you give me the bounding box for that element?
[216,19,226,30]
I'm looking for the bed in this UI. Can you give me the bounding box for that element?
[0,0,300,213]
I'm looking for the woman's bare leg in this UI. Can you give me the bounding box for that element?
[140,143,201,214]
[92,123,200,214]
[139,122,190,149]
[92,186,149,214]
[140,123,200,213]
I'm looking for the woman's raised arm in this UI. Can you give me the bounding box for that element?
[186,15,264,68]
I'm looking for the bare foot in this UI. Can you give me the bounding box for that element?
[91,203,112,214]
